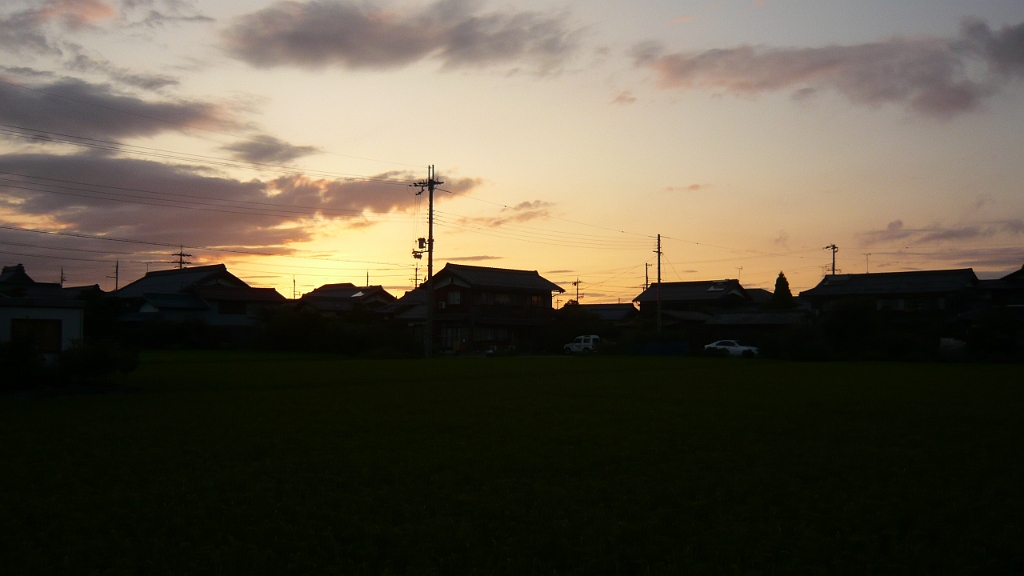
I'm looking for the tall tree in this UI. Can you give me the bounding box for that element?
[771,271,795,308]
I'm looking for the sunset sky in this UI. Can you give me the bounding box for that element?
[1,0,1022,302]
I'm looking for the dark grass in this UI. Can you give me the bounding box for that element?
[2,353,1023,575]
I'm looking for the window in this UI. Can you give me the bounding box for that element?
[218,301,247,315]
[531,295,543,307]
[447,291,461,305]
[11,319,62,353]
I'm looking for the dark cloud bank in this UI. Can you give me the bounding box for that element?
[0,152,480,247]
[221,0,581,72]
[633,18,1024,117]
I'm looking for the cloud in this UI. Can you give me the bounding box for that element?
[664,183,709,192]
[860,218,1024,245]
[221,0,582,73]
[0,152,481,247]
[611,90,636,105]
[0,0,117,56]
[632,17,1024,118]
[671,16,695,24]
[0,76,232,140]
[120,0,214,28]
[64,48,179,90]
[773,230,789,247]
[221,135,319,163]
[443,255,503,262]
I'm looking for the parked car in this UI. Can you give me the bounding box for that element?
[704,340,759,357]
[564,335,601,355]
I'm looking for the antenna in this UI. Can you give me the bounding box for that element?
[863,253,871,273]
[106,260,119,291]
[172,245,192,269]
[735,266,743,282]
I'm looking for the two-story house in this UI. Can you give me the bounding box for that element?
[420,263,564,353]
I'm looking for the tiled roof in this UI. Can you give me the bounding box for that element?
[800,269,978,297]
[0,264,35,284]
[633,280,747,303]
[141,293,209,310]
[115,264,246,298]
[437,263,564,292]
[191,285,286,302]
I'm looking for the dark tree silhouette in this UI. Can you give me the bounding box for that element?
[771,271,795,308]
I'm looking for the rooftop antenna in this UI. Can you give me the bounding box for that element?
[735,266,743,282]
[864,253,871,273]
[59,266,66,287]
[172,246,192,269]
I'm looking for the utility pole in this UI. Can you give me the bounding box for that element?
[293,275,297,300]
[366,270,369,287]
[59,266,66,288]
[413,165,443,358]
[107,260,119,291]
[645,262,651,291]
[173,245,192,269]
[656,234,663,335]
[824,244,838,275]
[572,277,583,303]
[864,253,871,274]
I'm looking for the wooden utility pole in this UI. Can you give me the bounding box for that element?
[572,277,583,303]
[656,234,662,335]
[824,244,838,275]
[413,165,443,358]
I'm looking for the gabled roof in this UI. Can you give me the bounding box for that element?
[800,269,978,298]
[190,285,286,302]
[304,283,360,297]
[115,264,248,298]
[0,264,35,285]
[1002,264,1024,283]
[633,280,749,303]
[141,293,209,310]
[746,288,773,303]
[434,263,564,292]
[303,284,395,301]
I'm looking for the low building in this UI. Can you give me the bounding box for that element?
[299,283,396,316]
[800,269,979,314]
[633,279,754,315]
[417,263,565,353]
[114,264,286,328]
[575,303,639,324]
[0,296,85,356]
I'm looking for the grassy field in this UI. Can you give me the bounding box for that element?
[2,353,1023,575]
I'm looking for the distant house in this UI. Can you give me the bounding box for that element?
[114,264,285,327]
[575,303,639,323]
[800,269,979,313]
[411,263,565,353]
[978,264,1024,307]
[0,264,103,300]
[0,265,91,355]
[633,279,754,315]
[299,283,396,316]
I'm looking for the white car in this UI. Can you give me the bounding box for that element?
[564,335,601,355]
[704,340,760,357]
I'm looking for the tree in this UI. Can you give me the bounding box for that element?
[771,271,795,309]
